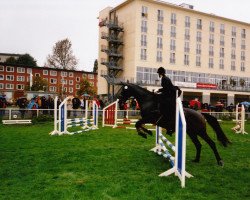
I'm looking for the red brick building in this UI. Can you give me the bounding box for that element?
[0,63,97,99]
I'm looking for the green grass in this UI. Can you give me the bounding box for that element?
[0,122,249,200]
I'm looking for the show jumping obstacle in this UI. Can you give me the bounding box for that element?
[102,99,155,130]
[232,104,248,134]
[150,97,193,188]
[50,97,98,135]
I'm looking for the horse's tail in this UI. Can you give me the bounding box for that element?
[201,113,231,147]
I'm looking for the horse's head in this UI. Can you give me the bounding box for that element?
[117,82,133,104]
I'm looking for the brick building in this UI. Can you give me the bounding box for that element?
[0,63,97,100]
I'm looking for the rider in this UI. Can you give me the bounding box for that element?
[155,67,181,135]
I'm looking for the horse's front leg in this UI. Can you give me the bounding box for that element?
[135,120,147,139]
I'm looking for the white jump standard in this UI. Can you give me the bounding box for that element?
[150,97,193,188]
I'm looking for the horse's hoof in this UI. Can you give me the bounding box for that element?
[192,159,200,163]
[147,130,153,136]
[138,132,147,139]
[218,160,224,167]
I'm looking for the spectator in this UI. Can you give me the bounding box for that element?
[72,97,81,117]
[0,95,7,118]
[67,98,72,118]
[17,97,28,119]
[27,98,38,118]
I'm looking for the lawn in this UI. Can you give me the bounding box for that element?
[0,121,249,200]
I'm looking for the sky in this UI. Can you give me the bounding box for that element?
[0,0,249,72]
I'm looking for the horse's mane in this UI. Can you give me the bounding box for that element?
[127,83,153,97]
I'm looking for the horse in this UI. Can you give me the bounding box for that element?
[118,83,231,166]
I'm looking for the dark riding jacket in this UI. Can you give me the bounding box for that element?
[158,75,176,96]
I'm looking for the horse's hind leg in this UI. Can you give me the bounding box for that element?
[199,131,223,166]
[188,132,202,163]
[135,121,147,139]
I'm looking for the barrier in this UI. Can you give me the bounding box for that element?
[150,97,192,188]
[50,97,98,135]
[2,119,32,124]
[232,104,248,134]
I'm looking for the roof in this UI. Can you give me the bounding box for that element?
[111,0,250,26]
[0,53,24,57]
[0,62,97,74]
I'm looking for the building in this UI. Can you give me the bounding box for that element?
[0,63,97,100]
[98,0,250,105]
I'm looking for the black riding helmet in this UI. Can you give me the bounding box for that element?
[157,67,165,75]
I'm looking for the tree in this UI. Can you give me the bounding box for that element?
[25,76,48,91]
[76,78,96,97]
[93,59,98,73]
[4,56,17,64]
[46,38,78,70]
[4,54,37,66]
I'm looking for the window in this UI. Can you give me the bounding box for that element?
[6,75,14,81]
[231,38,236,48]
[184,42,190,53]
[219,59,224,69]
[196,56,201,67]
[231,61,236,71]
[209,46,214,56]
[157,24,163,35]
[69,87,73,93]
[6,84,14,89]
[185,29,190,40]
[156,51,162,62]
[82,74,87,79]
[157,10,163,22]
[220,24,225,34]
[241,29,246,38]
[185,16,190,27]
[220,35,225,46]
[0,83,3,89]
[170,26,176,37]
[17,67,25,73]
[141,34,147,46]
[43,70,48,75]
[17,76,25,82]
[141,20,147,33]
[170,39,176,51]
[142,6,148,18]
[231,49,236,59]
[50,70,57,76]
[196,44,201,55]
[69,80,73,85]
[69,72,73,77]
[76,77,80,82]
[171,13,176,25]
[209,21,215,32]
[232,26,236,37]
[241,40,246,50]
[196,31,202,42]
[27,68,32,74]
[0,74,4,80]
[184,54,189,65]
[63,87,67,92]
[35,73,40,77]
[61,79,67,84]
[0,66,4,71]
[6,66,14,72]
[140,48,147,60]
[76,84,80,89]
[197,19,202,29]
[241,51,245,61]
[50,78,57,84]
[170,53,175,64]
[209,34,214,44]
[61,71,68,77]
[49,86,57,92]
[16,84,24,90]
[157,37,163,49]
[209,58,214,68]
[220,48,224,58]
[88,74,94,79]
[241,62,245,72]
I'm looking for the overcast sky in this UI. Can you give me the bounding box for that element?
[0,0,249,72]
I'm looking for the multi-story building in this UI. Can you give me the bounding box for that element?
[98,0,250,105]
[0,63,97,99]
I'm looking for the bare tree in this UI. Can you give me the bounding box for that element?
[46,38,78,70]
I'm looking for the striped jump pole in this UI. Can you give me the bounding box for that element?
[102,99,119,128]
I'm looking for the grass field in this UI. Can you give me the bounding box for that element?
[0,121,249,200]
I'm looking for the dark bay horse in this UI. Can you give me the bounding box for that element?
[118,83,231,166]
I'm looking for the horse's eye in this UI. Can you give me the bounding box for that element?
[124,86,128,89]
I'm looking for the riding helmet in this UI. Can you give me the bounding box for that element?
[157,67,165,74]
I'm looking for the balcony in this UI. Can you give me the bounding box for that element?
[106,20,124,32]
[100,59,123,70]
[101,32,123,45]
[101,45,123,58]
